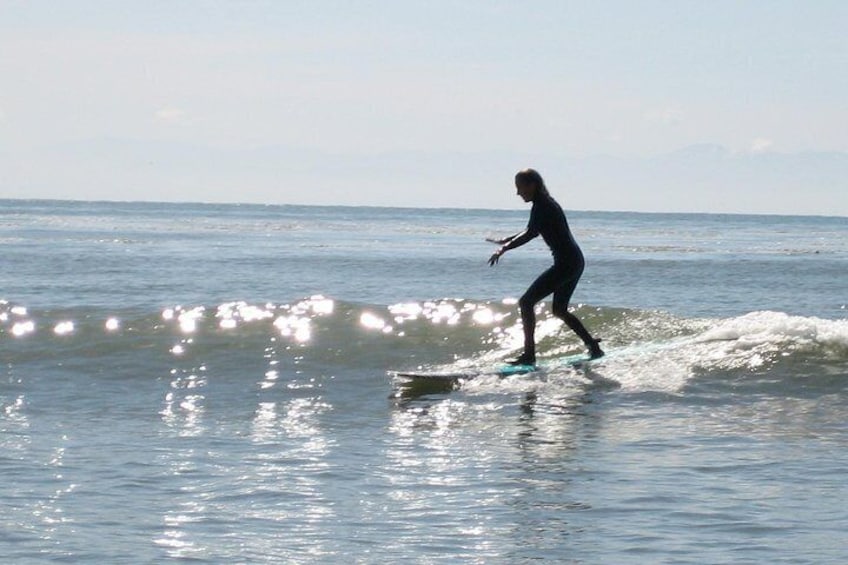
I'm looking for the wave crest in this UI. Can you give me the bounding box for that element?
[2,298,846,395]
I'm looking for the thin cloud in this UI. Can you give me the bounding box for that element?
[750,137,773,153]
[645,107,684,125]
[155,106,186,124]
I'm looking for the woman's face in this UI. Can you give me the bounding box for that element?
[515,178,536,202]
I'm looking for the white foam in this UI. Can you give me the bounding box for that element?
[600,311,848,392]
[699,310,848,353]
[459,311,848,396]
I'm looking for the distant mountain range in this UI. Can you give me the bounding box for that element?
[554,144,848,215]
[2,139,846,216]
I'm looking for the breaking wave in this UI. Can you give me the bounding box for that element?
[2,297,846,397]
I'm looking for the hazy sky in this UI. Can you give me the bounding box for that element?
[1,1,846,214]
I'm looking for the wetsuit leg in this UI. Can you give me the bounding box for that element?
[552,278,594,345]
[551,265,603,357]
[518,265,565,359]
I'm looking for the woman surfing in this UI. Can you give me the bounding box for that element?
[488,168,604,365]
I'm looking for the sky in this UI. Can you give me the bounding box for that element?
[1,0,847,215]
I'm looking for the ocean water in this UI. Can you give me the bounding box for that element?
[1,199,847,563]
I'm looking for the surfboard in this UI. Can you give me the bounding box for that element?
[393,352,599,384]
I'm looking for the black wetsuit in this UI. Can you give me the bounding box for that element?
[522,190,585,313]
[514,190,597,360]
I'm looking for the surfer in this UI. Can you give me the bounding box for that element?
[488,168,604,365]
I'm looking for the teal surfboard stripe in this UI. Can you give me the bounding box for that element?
[394,352,598,382]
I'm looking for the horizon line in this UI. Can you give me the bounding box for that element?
[2,196,846,220]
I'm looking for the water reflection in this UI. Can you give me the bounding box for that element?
[161,305,206,334]
[251,401,278,442]
[271,296,335,343]
[381,399,524,559]
[33,438,77,550]
[360,311,390,332]
[383,380,600,559]
[216,301,275,329]
[153,449,209,561]
[0,392,82,558]
[160,365,207,437]
[152,298,340,558]
[231,397,337,559]
[53,321,74,335]
[516,388,593,460]
[11,320,35,337]
[2,395,27,423]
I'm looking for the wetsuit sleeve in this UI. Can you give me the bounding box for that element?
[505,229,536,250]
[503,208,540,250]
[525,202,542,238]
[489,204,543,265]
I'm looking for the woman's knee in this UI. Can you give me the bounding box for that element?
[551,301,569,319]
[518,293,536,315]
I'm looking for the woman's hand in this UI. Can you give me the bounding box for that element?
[488,247,505,266]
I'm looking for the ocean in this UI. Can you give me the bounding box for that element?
[1,199,847,563]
